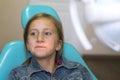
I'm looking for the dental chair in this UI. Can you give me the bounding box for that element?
[0,5,97,80]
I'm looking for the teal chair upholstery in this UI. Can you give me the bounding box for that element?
[0,41,31,80]
[0,5,97,80]
[21,5,61,29]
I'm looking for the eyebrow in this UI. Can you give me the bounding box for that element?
[28,29,38,32]
[43,28,53,31]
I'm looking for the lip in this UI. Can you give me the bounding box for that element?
[35,46,46,48]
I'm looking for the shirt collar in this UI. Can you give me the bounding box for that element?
[60,55,80,69]
[28,55,80,75]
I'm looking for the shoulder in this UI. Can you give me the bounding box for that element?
[62,58,92,80]
[8,64,29,79]
[12,64,29,73]
[68,61,91,77]
[76,63,93,80]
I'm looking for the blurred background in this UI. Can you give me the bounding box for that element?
[0,0,120,80]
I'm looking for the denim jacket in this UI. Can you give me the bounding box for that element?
[8,56,92,80]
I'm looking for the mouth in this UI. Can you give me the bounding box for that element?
[35,46,46,48]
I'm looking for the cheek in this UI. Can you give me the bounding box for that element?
[27,40,35,51]
[45,38,55,48]
[48,38,60,49]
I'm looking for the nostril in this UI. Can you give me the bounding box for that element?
[36,36,45,43]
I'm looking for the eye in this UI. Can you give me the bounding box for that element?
[44,32,52,36]
[30,31,38,36]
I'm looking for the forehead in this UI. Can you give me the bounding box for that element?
[29,18,57,31]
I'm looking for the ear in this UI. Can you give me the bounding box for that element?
[56,40,62,51]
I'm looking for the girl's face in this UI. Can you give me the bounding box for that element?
[27,18,62,59]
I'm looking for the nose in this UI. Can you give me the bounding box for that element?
[36,33,45,43]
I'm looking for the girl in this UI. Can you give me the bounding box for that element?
[8,13,92,80]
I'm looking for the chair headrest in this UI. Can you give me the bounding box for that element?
[21,5,61,29]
